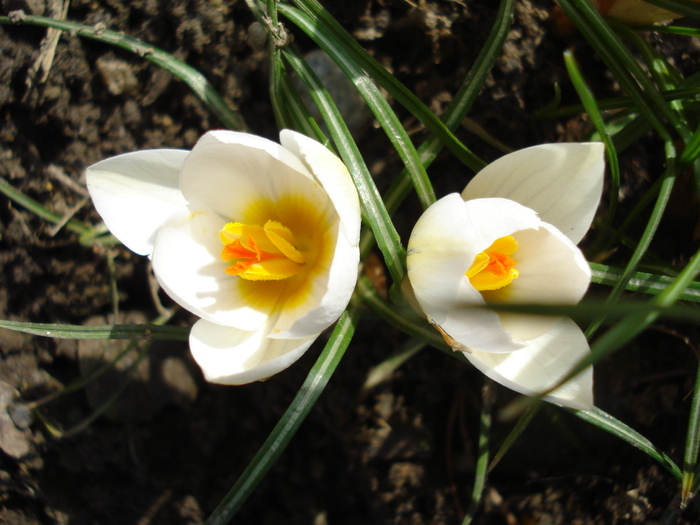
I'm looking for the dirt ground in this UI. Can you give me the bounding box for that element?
[1,0,699,523]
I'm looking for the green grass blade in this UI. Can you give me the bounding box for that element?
[0,319,189,340]
[462,380,494,525]
[281,45,407,284]
[682,363,700,506]
[643,24,700,36]
[282,0,486,172]
[590,262,700,302]
[0,177,94,237]
[0,15,248,131]
[278,4,436,210]
[570,407,681,481]
[203,305,359,525]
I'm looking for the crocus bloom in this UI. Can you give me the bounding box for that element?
[87,130,361,385]
[406,143,605,409]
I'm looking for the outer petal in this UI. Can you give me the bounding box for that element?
[190,319,317,385]
[279,129,361,244]
[461,143,605,244]
[465,317,594,410]
[179,130,334,227]
[86,149,189,256]
[152,205,280,331]
[270,224,359,338]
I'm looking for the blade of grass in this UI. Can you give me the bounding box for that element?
[203,305,359,525]
[682,362,700,507]
[462,379,495,525]
[0,319,189,340]
[0,14,248,132]
[590,262,700,302]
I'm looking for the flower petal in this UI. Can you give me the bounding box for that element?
[190,319,317,384]
[180,130,334,228]
[461,143,605,244]
[152,205,281,331]
[86,149,189,256]
[279,129,361,245]
[270,224,359,338]
[484,222,591,341]
[465,317,594,410]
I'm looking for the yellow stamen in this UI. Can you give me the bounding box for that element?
[466,235,519,291]
[220,220,306,281]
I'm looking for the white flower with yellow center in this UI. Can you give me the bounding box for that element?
[406,143,605,410]
[87,130,361,385]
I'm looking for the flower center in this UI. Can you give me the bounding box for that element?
[220,220,306,281]
[466,235,519,291]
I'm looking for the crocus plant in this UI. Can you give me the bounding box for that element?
[406,143,605,410]
[87,130,361,385]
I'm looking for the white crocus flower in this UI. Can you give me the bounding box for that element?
[406,143,605,410]
[87,130,361,385]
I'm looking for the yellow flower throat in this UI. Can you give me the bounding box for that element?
[220,221,305,281]
[466,235,519,291]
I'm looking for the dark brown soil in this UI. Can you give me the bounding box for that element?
[1,0,699,523]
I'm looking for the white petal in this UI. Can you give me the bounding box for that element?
[152,205,278,330]
[485,222,592,341]
[86,149,189,256]
[271,226,359,338]
[179,130,333,226]
[461,143,605,244]
[279,130,361,245]
[190,319,317,385]
[407,194,474,324]
[465,317,594,410]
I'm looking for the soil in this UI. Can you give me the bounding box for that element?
[1,0,699,523]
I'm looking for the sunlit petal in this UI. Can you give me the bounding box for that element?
[86,149,188,256]
[462,143,605,244]
[190,319,317,385]
[465,318,593,410]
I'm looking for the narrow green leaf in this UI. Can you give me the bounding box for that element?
[590,262,700,302]
[0,319,189,340]
[462,380,495,525]
[682,363,700,506]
